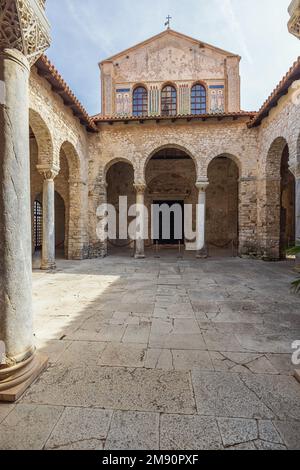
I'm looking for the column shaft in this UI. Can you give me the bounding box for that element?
[196,181,209,258]
[0,49,33,362]
[134,185,146,259]
[296,179,300,243]
[41,178,56,270]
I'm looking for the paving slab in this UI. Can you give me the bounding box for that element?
[105,411,159,450]
[0,405,63,450]
[45,408,112,450]
[160,414,222,450]
[22,366,196,414]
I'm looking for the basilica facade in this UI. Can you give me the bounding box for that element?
[28,29,300,268]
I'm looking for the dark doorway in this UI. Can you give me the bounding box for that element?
[153,200,184,245]
[33,200,43,251]
[280,145,295,258]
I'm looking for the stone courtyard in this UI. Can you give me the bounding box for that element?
[0,255,299,450]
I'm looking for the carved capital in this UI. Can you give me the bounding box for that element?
[195,179,209,192]
[0,0,51,65]
[134,183,147,194]
[37,164,59,180]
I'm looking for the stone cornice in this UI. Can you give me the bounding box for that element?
[0,0,51,65]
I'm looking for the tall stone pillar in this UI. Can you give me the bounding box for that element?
[0,0,50,401]
[296,178,300,247]
[196,180,209,258]
[38,167,59,270]
[134,184,146,259]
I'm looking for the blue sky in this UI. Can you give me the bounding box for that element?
[46,0,299,115]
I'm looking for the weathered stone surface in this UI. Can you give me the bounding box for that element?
[160,415,222,450]
[98,343,147,368]
[275,420,300,450]
[22,365,196,414]
[240,374,300,420]
[0,405,63,450]
[45,408,112,450]
[217,418,257,447]
[0,404,14,424]
[105,411,159,450]
[191,371,274,419]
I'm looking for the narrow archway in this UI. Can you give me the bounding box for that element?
[280,145,295,257]
[145,147,197,253]
[265,138,296,259]
[106,160,135,256]
[207,156,239,257]
[55,191,66,258]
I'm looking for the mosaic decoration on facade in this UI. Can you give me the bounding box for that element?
[209,85,225,113]
[178,84,190,115]
[116,88,131,115]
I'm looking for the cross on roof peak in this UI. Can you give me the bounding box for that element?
[165,15,172,29]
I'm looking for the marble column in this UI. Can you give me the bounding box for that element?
[296,178,300,246]
[0,1,50,401]
[134,184,146,259]
[195,180,209,258]
[38,167,58,270]
[0,49,46,401]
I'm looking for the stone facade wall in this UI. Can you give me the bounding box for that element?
[28,58,300,261]
[29,68,90,259]
[88,118,259,256]
[255,86,300,258]
[100,31,241,116]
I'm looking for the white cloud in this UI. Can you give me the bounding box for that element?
[218,0,253,63]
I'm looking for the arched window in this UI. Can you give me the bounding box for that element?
[132,86,148,116]
[191,84,207,114]
[33,200,43,250]
[161,85,177,116]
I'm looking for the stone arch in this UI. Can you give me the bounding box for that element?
[106,159,136,256]
[143,144,198,181]
[145,146,197,248]
[262,137,296,259]
[60,141,82,181]
[104,157,136,182]
[206,155,240,255]
[266,137,288,178]
[57,141,87,260]
[29,108,54,167]
[205,152,242,178]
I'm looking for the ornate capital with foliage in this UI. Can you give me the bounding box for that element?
[0,0,51,65]
[37,164,59,181]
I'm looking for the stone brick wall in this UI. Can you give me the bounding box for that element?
[28,61,300,261]
[256,86,300,258]
[88,118,259,256]
[29,68,90,259]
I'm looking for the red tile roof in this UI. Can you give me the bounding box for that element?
[35,54,300,132]
[93,111,256,124]
[248,56,300,128]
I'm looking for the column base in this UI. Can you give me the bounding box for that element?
[41,262,56,271]
[135,254,146,260]
[196,248,208,259]
[0,353,48,403]
[295,370,300,384]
